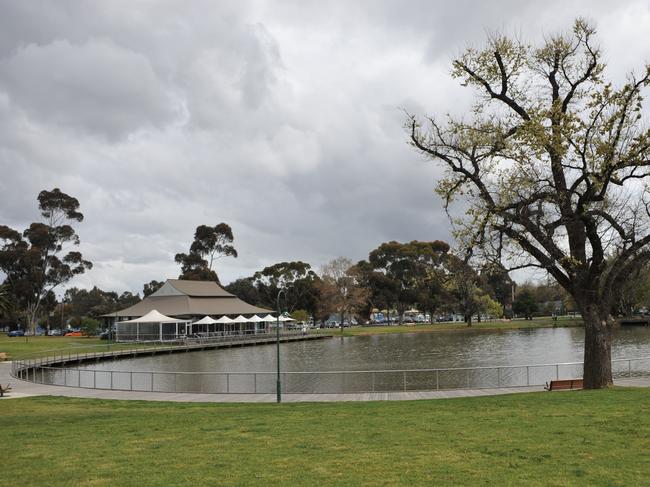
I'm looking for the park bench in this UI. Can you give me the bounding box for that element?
[0,383,11,397]
[544,379,583,391]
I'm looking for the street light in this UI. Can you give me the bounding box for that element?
[276,289,287,403]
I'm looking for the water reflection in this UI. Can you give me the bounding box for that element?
[84,326,650,373]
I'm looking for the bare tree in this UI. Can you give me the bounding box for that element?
[319,257,369,333]
[408,19,650,388]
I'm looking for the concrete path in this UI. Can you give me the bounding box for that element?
[1,362,648,403]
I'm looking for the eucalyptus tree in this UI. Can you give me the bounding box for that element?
[367,240,450,323]
[0,284,13,317]
[143,280,164,297]
[175,223,237,283]
[408,20,650,388]
[251,261,320,317]
[0,188,92,333]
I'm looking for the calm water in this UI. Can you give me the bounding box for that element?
[88,326,650,372]
[48,326,650,393]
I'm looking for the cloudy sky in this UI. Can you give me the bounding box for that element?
[1,0,649,296]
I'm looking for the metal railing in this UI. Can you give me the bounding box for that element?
[11,351,650,394]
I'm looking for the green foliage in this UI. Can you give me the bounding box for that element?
[224,278,260,306]
[251,261,320,315]
[64,286,138,319]
[408,19,650,385]
[175,223,237,283]
[513,291,539,319]
[290,309,310,322]
[79,317,101,335]
[0,284,14,317]
[142,280,164,297]
[363,240,450,321]
[408,18,650,313]
[0,188,92,331]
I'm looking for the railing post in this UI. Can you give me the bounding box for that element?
[466,369,470,388]
[628,360,632,378]
[130,371,133,391]
[436,370,439,391]
[254,373,257,394]
[526,366,530,386]
[93,370,96,389]
[556,364,559,380]
[497,368,501,388]
[403,371,407,391]
[110,371,113,390]
[372,372,375,392]
[151,372,154,392]
[226,374,230,393]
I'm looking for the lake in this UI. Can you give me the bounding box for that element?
[62,325,650,393]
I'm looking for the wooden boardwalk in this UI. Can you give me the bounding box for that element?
[2,362,648,403]
[28,333,331,369]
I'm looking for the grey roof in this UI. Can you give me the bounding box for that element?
[106,279,271,318]
[151,279,234,298]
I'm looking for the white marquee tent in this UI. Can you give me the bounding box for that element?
[116,310,190,341]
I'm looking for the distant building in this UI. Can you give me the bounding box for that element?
[104,279,272,340]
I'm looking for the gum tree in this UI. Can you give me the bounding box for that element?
[408,20,650,388]
[0,188,92,333]
[175,223,237,283]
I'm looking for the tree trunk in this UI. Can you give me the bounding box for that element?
[581,305,613,389]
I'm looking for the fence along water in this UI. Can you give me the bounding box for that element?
[11,342,650,394]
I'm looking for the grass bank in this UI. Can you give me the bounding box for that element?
[0,336,143,360]
[1,388,648,486]
[328,316,583,337]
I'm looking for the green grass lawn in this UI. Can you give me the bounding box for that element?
[0,335,146,360]
[1,388,648,486]
[324,316,583,337]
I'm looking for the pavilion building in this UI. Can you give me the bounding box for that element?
[106,279,272,341]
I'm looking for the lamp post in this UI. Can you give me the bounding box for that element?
[276,289,286,403]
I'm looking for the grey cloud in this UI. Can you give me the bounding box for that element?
[0,38,179,140]
[1,1,649,295]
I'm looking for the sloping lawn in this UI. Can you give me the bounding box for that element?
[0,335,148,360]
[1,388,648,486]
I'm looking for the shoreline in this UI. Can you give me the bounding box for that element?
[327,318,584,337]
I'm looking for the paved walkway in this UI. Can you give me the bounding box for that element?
[1,362,648,403]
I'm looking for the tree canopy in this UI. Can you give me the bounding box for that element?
[408,19,650,387]
[175,223,237,283]
[0,188,92,331]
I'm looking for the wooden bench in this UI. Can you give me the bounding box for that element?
[0,383,11,397]
[545,379,583,391]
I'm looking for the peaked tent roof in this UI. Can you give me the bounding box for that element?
[106,279,272,318]
[231,315,251,323]
[192,315,220,325]
[215,315,235,324]
[121,309,187,323]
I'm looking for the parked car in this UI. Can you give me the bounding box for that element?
[7,329,25,337]
[49,329,63,336]
[99,330,114,340]
[64,331,84,337]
